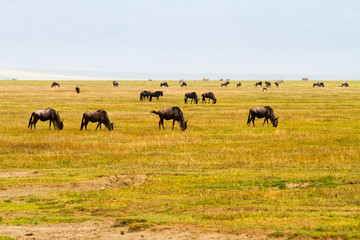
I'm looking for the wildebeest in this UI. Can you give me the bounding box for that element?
[265,81,271,87]
[275,82,279,87]
[81,110,113,131]
[181,82,187,87]
[247,106,278,127]
[113,81,119,87]
[140,90,151,101]
[319,82,325,87]
[221,82,229,87]
[262,87,267,92]
[202,92,217,104]
[184,92,198,104]
[341,82,349,87]
[237,82,242,88]
[51,82,60,87]
[151,107,188,131]
[149,91,163,101]
[203,78,209,82]
[28,108,64,130]
[160,82,169,87]
[302,78,309,81]
[75,86,80,93]
[313,82,324,87]
[254,81,262,87]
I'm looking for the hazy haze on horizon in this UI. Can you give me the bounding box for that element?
[1,0,360,80]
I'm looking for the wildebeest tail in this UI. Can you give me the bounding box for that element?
[150,110,158,115]
[247,111,251,125]
[80,113,85,130]
[28,113,34,128]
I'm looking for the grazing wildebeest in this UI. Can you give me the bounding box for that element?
[184,92,198,104]
[275,82,279,87]
[75,86,80,93]
[254,81,262,87]
[319,82,325,87]
[221,82,229,87]
[113,81,119,87]
[51,82,60,87]
[237,82,242,88]
[262,87,267,92]
[151,107,188,131]
[203,78,209,82]
[341,82,349,87]
[202,92,217,104]
[277,80,284,84]
[313,82,320,87]
[149,91,163,101]
[302,78,309,81]
[140,90,151,101]
[247,106,278,127]
[181,82,187,87]
[265,81,271,87]
[160,82,169,87]
[28,108,64,130]
[81,110,113,131]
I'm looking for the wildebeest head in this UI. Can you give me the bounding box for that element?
[110,122,114,131]
[58,120,64,130]
[273,117,279,127]
[181,120,188,131]
[213,98,217,104]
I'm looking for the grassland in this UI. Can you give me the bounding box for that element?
[0,80,359,239]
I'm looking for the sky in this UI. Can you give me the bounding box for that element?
[1,0,360,79]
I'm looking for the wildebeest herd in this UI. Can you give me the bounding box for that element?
[30,80,348,131]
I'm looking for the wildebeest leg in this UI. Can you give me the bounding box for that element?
[95,122,101,130]
[158,119,163,130]
[263,118,267,126]
[85,120,89,130]
[252,117,255,127]
[172,120,175,130]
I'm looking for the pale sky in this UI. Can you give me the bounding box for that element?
[1,0,360,78]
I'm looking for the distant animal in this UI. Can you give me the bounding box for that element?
[149,79,152,81]
[75,86,80,93]
[274,82,279,87]
[254,81,262,87]
[81,110,113,131]
[302,78,309,81]
[265,81,271,87]
[149,91,163,101]
[181,82,187,87]
[51,82,60,87]
[203,78,209,82]
[247,106,278,127]
[113,81,119,87]
[28,108,64,130]
[313,82,324,87]
[184,92,198,104]
[140,90,151,101]
[220,78,224,81]
[151,107,188,131]
[179,79,185,83]
[237,82,242,88]
[319,82,325,87]
[202,92,217,104]
[160,82,169,87]
[262,88,267,92]
[341,82,349,87]
[221,82,229,87]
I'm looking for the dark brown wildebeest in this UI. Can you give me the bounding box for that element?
[265,81,271,87]
[149,91,163,101]
[254,81,262,87]
[237,82,242,87]
[181,82,187,87]
[184,92,198,104]
[51,82,60,87]
[275,82,279,87]
[151,107,188,131]
[341,82,349,87]
[313,82,320,87]
[140,90,151,101]
[221,82,229,87]
[28,108,64,130]
[247,106,278,127]
[75,86,80,93]
[160,82,169,87]
[319,82,325,87]
[81,110,113,131]
[113,81,119,87]
[302,78,309,81]
[202,92,217,104]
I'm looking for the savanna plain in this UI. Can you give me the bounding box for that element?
[0,80,359,239]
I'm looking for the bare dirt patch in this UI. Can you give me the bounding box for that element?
[285,182,310,189]
[0,220,273,240]
[0,171,41,178]
[0,175,146,198]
